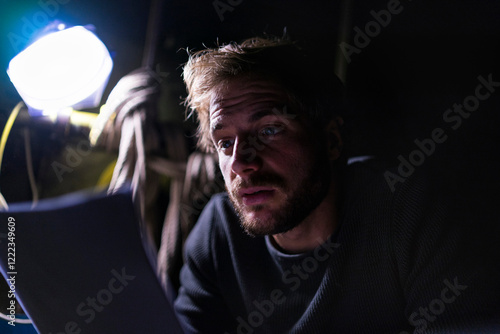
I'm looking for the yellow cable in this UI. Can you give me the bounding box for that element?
[0,102,25,210]
[0,102,24,173]
[95,159,117,191]
[69,109,98,128]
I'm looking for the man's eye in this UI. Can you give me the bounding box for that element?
[260,125,283,137]
[217,139,234,151]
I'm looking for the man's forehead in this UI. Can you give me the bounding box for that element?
[209,78,290,118]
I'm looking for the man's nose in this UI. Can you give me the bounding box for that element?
[230,137,262,177]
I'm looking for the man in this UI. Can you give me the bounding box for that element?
[173,37,500,333]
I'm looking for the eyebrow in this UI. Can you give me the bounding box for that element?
[212,122,223,132]
[210,102,296,138]
[248,109,280,123]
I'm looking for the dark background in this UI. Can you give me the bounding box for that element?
[0,0,499,201]
[0,0,499,325]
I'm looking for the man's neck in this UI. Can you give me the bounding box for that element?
[271,177,339,254]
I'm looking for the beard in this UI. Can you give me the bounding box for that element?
[227,154,331,237]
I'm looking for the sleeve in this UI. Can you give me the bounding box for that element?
[391,172,500,333]
[173,196,237,334]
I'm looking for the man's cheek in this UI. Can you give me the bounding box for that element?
[218,158,232,184]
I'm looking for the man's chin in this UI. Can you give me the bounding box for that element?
[238,207,297,237]
[241,221,285,237]
[229,193,299,236]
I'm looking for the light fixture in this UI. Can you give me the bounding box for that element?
[7,25,113,118]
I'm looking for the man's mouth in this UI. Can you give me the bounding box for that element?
[239,187,275,206]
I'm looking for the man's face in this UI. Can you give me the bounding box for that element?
[209,78,332,236]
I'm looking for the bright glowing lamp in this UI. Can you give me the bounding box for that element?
[7,25,113,117]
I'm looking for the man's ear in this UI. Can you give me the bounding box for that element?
[326,117,343,161]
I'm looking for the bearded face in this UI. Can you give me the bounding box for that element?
[210,78,333,236]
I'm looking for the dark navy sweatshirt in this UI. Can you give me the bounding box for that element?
[174,161,500,333]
